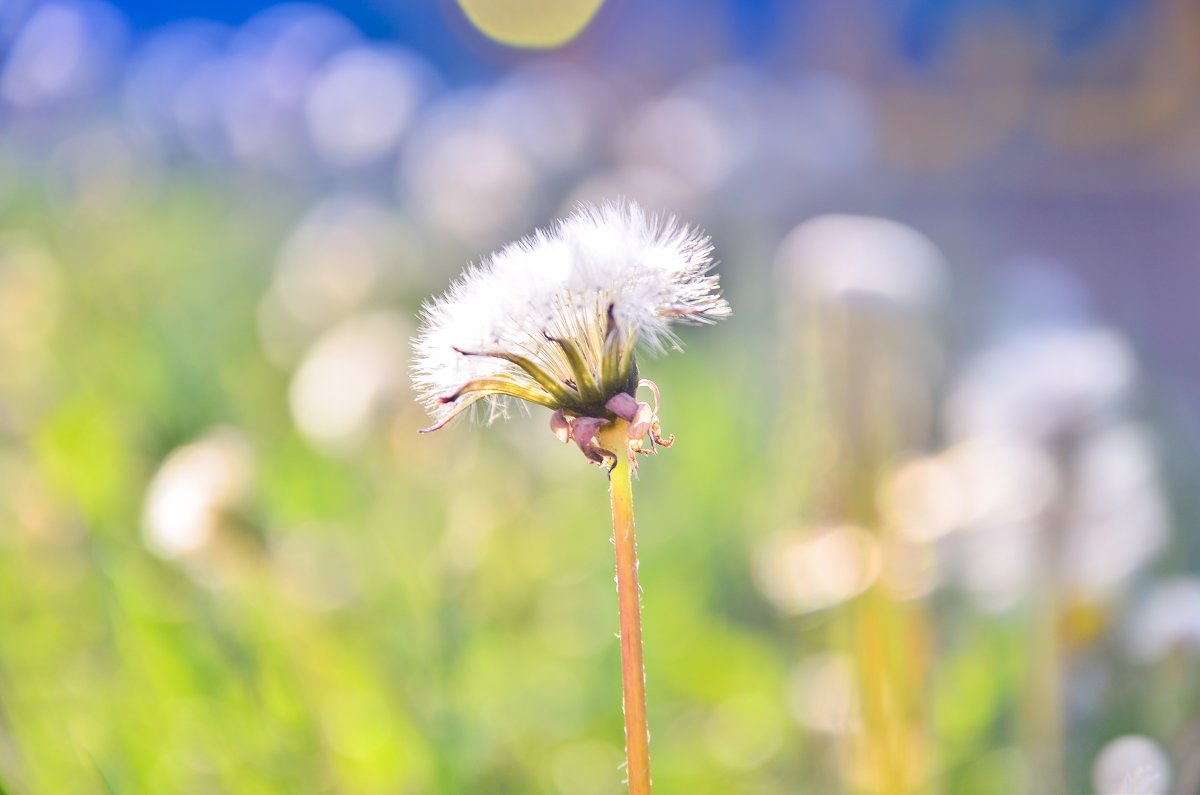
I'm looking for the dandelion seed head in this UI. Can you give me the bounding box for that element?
[1092,735,1171,795]
[411,201,729,432]
[142,427,255,560]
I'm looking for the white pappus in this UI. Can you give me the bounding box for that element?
[410,200,730,467]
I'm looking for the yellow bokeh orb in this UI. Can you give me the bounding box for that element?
[456,0,607,49]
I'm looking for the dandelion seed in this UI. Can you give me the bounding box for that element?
[411,200,729,467]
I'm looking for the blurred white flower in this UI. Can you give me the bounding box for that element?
[775,214,947,311]
[946,426,1166,608]
[879,455,966,543]
[289,312,410,454]
[883,438,1057,610]
[1092,735,1171,795]
[752,526,880,614]
[943,317,1166,607]
[939,437,1059,528]
[1124,577,1200,663]
[946,326,1135,444]
[142,428,255,560]
[1061,423,1167,598]
[772,213,947,460]
[952,519,1042,612]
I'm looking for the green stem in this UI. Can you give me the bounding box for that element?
[599,420,652,795]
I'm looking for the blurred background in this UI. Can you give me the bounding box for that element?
[2,0,1200,792]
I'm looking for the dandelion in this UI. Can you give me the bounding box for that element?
[412,200,729,464]
[412,200,729,794]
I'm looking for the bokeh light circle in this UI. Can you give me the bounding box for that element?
[456,0,606,49]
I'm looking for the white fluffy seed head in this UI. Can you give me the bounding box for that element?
[411,200,730,428]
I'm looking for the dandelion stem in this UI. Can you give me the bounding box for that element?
[600,419,652,795]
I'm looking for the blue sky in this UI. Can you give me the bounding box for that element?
[102,0,1133,84]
